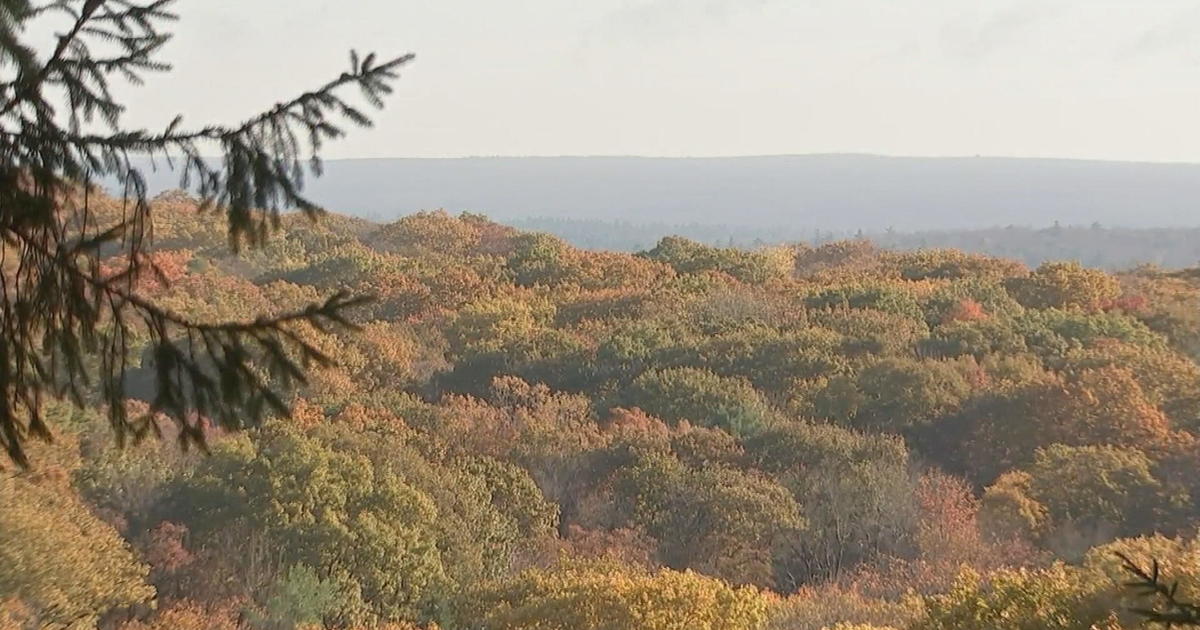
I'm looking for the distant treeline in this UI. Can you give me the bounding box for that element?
[512,217,1200,270]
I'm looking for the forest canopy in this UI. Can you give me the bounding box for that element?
[4,194,1200,629]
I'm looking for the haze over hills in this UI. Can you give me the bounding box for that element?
[133,154,1200,232]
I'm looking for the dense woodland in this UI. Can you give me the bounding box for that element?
[7,191,1200,629]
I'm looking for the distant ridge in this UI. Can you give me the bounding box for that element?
[129,154,1200,231]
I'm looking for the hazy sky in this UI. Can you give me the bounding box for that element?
[112,1,1200,161]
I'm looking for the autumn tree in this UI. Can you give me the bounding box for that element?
[0,468,153,626]
[745,423,916,587]
[115,600,241,630]
[979,444,1178,555]
[463,560,771,630]
[809,357,973,433]
[1062,339,1200,431]
[622,367,776,437]
[643,236,791,284]
[160,423,449,626]
[1005,261,1121,311]
[915,565,1120,630]
[767,584,922,630]
[612,451,803,587]
[950,366,1171,483]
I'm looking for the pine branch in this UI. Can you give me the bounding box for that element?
[0,0,101,118]
[0,0,411,465]
[1118,552,1200,626]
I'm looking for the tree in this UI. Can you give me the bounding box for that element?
[952,366,1171,484]
[744,423,916,587]
[767,584,922,630]
[0,468,153,626]
[1062,339,1200,431]
[623,367,775,437]
[1005,261,1121,311]
[161,423,448,625]
[642,236,790,284]
[979,445,1178,559]
[462,560,771,630]
[1026,445,1172,540]
[810,357,973,433]
[613,452,803,587]
[804,284,923,320]
[914,565,1121,630]
[115,600,241,630]
[0,0,411,465]
[920,318,1027,359]
[246,564,342,630]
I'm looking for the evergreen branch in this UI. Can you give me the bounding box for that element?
[0,0,103,118]
[1118,552,1200,626]
[0,0,410,465]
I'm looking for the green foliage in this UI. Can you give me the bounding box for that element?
[643,236,792,284]
[809,357,973,432]
[248,565,342,630]
[745,424,916,586]
[921,318,1027,358]
[614,452,803,586]
[163,424,448,624]
[893,249,1026,282]
[624,367,776,436]
[1026,445,1172,538]
[1015,308,1166,357]
[507,232,574,286]
[813,309,930,357]
[804,284,923,320]
[665,327,848,394]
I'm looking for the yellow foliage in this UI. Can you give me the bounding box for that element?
[464,561,770,630]
[978,471,1048,541]
[767,584,923,630]
[0,471,153,627]
[1084,535,1200,607]
[1006,261,1121,311]
[116,600,240,630]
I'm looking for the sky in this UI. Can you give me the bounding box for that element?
[106,1,1200,161]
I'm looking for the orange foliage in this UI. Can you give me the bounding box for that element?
[116,600,242,630]
[961,366,1172,482]
[844,471,1037,598]
[941,298,988,324]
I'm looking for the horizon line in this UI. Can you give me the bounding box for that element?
[314,152,1200,166]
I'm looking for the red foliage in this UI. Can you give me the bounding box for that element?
[942,298,988,324]
[100,250,194,295]
[1104,293,1149,313]
[142,521,194,575]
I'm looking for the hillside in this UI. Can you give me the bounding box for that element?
[127,155,1200,232]
[9,194,1200,629]
[511,217,1200,269]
